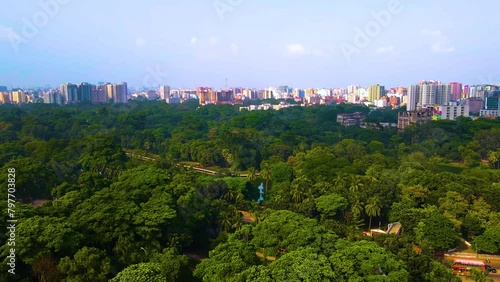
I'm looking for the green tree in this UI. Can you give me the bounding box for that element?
[472,226,500,253]
[110,263,166,282]
[247,167,257,182]
[58,247,111,282]
[194,236,260,282]
[329,240,410,281]
[415,213,460,253]
[365,197,382,230]
[316,194,348,218]
[260,163,271,193]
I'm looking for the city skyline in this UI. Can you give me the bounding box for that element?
[1,1,500,88]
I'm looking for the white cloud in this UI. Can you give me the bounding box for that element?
[135,37,146,47]
[422,29,455,53]
[209,36,218,46]
[230,43,239,56]
[286,44,307,56]
[190,37,198,45]
[376,45,394,54]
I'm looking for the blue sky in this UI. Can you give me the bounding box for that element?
[1,0,499,89]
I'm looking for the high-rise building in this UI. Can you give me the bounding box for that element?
[197,87,215,104]
[279,86,290,94]
[419,82,451,107]
[104,83,127,103]
[60,83,78,104]
[448,82,463,101]
[348,85,359,94]
[368,84,385,102]
[77,83,92,102]
[263,89,274,100]
[11,90,26,104]
[115,82,128,103]
[469,86,477,98]
[407,85,420,111]
[91,85,105,103]
[43,90,63,105]
[463,85,470,98]
[485,97,500,110]
[0,92,10,103]
[106,84,115,102]
[436,84,452,105]
[160,85,171,100]
[216,90,234,104]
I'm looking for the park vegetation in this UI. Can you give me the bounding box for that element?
[0,100,499,281]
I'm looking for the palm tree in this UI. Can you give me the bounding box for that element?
[351,200,363,219]
[260,163,271,193]
[349,175,364,194]
[220,213,232,232]
[235,193,245,209]
[365,197,382,230]
[334,173,346,190]
[247,167,257,182]
[291,186,305,204]
[488,150,499,169]
[224,190,237,202]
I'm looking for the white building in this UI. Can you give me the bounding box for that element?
[407,85,420,111]
[480,109,500,117]
[434,103,469,120]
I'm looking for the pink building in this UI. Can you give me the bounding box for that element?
[448,82,463,100]
[466,99,483,114]
[463,85,470,99]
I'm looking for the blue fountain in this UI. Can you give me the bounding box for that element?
[257,182,264,203]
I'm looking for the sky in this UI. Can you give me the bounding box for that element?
[1,0,499,89]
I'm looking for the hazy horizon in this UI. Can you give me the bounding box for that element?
[1,0,499,89]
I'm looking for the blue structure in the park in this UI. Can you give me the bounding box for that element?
[257,183,264,203]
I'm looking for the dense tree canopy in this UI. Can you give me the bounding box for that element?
[1,101,499,281]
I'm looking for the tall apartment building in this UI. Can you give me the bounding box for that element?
[348,85,359,94]
[419,82,451,107]
[91,84,107,103]
[368,84,385,102]
[77,83,92,102]
[407,85,420,111]
[60,83,78,104]
[197,87,215,105]
[448,82,463,101]
[216,90,234,104]
[115,82,128,103]
[43,90,63,105]
[11,90,27,104]
[463,85,470,98]
[105,83,128,103]
[160,85,171,100]
[0,92,9,103]
[263,89,274,100]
